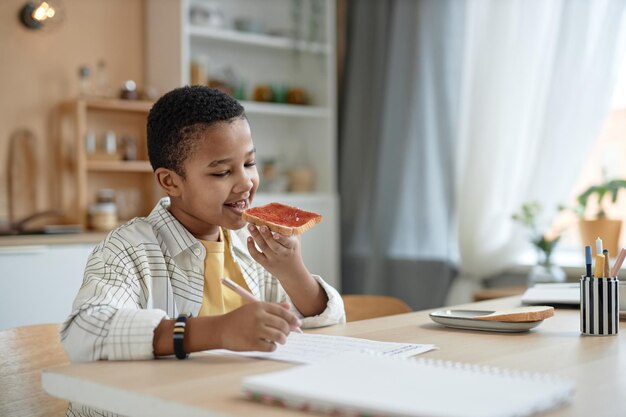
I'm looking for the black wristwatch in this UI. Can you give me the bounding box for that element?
[173,313,191,359]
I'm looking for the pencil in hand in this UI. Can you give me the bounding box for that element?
[220,278,303,333]
[221,277,258,303]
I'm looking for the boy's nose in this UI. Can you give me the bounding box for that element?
[233,171,254,193]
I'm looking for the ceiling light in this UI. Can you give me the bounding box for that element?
[19,1,64,31]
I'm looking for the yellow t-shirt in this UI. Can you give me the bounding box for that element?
[198,228,251,316]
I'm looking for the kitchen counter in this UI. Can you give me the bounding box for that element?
[0,232,107,248]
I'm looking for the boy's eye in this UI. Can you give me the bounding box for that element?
[211,162,255,177]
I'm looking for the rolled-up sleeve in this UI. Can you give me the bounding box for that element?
[60,251,167,362]
[298,274,346,328]
[104,308,167,360]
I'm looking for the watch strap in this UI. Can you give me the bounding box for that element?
[173,313,191,359]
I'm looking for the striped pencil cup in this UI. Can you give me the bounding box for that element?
[580,276,619,336]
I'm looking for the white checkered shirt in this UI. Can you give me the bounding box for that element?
[61,197,345,362]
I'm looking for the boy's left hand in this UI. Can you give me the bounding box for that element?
[246,223,329,317]
[246,224,308,281]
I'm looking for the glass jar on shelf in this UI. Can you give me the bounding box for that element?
[259,159,288,193]
[84,131,96,155]
[78,65,91,98]
[89,189,118,231]
[95,59,111,98]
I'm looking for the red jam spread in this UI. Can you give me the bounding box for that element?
[245,203,318,227]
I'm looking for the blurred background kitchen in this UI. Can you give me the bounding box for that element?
[1,0,625,330]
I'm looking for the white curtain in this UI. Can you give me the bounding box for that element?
[340,0,626,307]
[450,0,626,302]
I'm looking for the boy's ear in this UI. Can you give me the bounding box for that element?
[155,168,183,197]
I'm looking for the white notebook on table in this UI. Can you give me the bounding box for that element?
[242,352,574,417]
[521,283,580,305]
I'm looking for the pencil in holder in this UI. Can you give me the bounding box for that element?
[580,276,619,336]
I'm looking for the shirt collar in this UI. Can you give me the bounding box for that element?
[147,197,256,263]
[228,227,254,260]
[146,197,201,258]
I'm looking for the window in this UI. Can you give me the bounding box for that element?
[554,52,626,259]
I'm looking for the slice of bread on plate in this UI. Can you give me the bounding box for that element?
[242,202,322,236]
[473,306,554,322]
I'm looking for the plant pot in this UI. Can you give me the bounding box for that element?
[579,219,622,256]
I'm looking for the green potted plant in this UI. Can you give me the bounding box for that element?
[574,178,626,256]
[512,201,566,284]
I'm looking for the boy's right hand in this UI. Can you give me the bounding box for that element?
[217,302,300,352]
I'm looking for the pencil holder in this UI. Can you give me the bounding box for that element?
[580,276,619,336]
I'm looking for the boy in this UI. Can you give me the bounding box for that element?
[61,86,344,367]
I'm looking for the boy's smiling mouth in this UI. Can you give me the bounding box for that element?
[224,199,248,215]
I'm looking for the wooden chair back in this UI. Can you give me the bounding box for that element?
[342,295,412,322]
[0,323,69,417]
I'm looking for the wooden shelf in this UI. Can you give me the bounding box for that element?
[0,232,107,248]
[187,26,330,54]
[85,98,154,113]
[87,160,153,173]
[255,192,336,201]
[64,98,329,118]
[57,97,159,231]
[241,101,330,118]
[56,98,155,113]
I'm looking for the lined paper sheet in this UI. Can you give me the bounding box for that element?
[209,333,435,364]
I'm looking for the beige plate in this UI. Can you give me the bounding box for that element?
[429,309,543,333]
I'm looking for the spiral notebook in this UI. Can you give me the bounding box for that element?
[243,352,574,417]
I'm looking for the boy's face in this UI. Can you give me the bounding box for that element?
[169,118,259,238]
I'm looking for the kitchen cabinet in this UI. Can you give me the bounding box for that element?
[0,244,95,330]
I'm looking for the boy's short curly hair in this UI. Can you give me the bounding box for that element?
[147,86,245,177]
